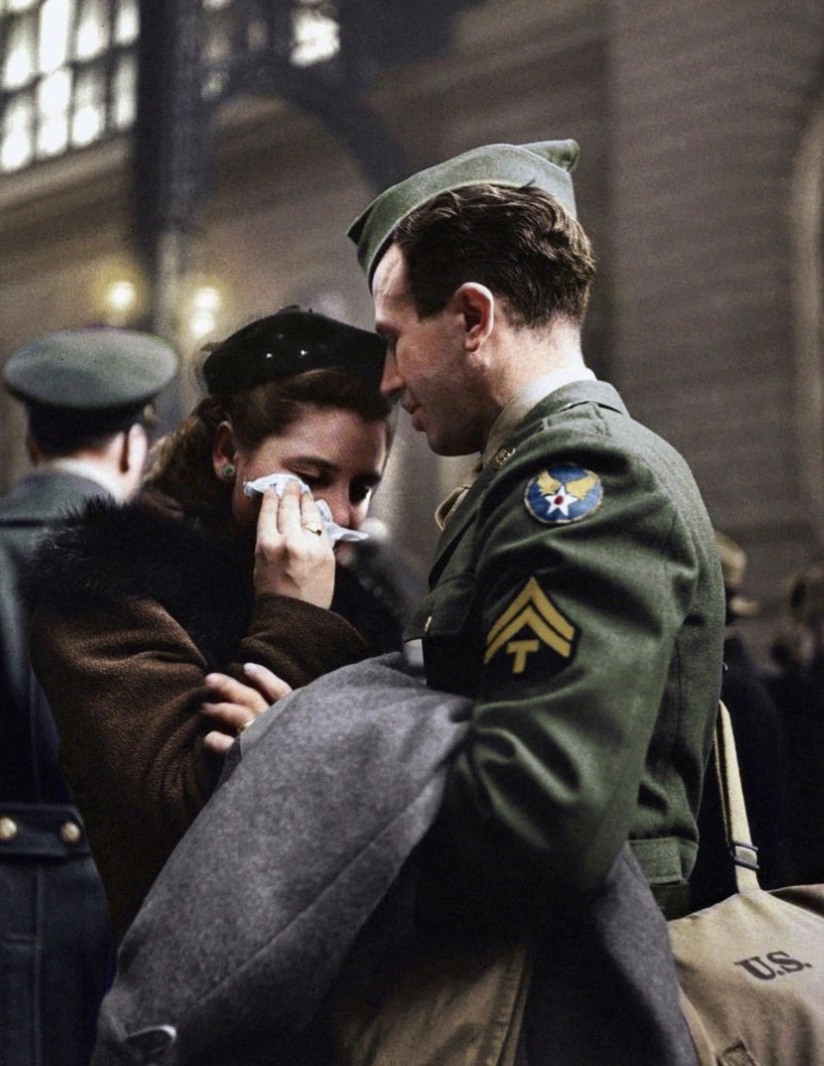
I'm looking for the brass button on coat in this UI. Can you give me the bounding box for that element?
[491,446,516,470]
[0,816,19,841]
[59,821,82,845]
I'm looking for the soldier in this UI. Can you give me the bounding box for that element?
[347,141,725,1063]
[0,328,176,1066]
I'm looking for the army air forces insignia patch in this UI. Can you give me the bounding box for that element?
[485,577,578,678]
[524,464,602,525]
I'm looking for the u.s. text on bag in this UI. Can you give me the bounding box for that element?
[669,703,824,1066]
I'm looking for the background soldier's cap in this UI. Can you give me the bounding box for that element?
[348,139,581,283]
[3,326,177,411]
[201,306,387,395]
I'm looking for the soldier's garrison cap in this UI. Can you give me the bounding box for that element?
[348,139,580,283]
[4,327,177,438]
[202,307,387,394]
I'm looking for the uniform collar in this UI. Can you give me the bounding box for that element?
[432,377,628,572]
[38,458,124,501]
[482,366,597,466]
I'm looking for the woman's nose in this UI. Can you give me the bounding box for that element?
[324,490,353,529]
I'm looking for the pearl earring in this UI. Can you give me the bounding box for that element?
[221,464,236,480]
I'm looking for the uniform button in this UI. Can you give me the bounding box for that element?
[492,446,516,470]
[424,614,433,635]
[59,821,82,845]
[0,817,19,842]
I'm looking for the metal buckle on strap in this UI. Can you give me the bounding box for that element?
[731,838,759,872]
[124,1025,177,1065]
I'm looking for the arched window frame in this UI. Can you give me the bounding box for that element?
[790,89,824,545]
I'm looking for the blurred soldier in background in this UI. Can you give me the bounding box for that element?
[691,531,789,908]
[715,531,788,889]
[334,516,425,651]
[0,328,176,1066]
[767,558,824,884]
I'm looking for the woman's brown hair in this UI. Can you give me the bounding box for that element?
[144,369,393,527]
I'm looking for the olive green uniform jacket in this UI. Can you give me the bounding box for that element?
[410,379,725,923]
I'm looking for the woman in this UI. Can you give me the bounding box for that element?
[27,308,394,935]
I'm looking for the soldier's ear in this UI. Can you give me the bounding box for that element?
[120,423,148,474]
[25,434,44,467]
[451,282,495,352]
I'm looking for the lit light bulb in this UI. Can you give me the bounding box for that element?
[190,309,218,339]
[192,285,222,313]
[105,279,137,314]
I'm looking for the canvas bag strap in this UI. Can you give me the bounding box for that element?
[713,702,761,893]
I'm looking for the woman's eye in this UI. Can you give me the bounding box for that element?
[293,472,320,487]
[351,484,371,505]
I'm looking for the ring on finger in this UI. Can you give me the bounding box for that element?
[237,717,255,736]
[301,522,324,536]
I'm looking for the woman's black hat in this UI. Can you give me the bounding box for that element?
[202,308,387,395]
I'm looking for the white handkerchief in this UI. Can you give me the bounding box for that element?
[242,473,368,545]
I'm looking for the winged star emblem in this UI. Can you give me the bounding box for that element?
[538,470,597,518]
[524,464,602,524]
[537,470,599,501]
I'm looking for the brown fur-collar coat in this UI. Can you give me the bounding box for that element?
[26,498,368,935]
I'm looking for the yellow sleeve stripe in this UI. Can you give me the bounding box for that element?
[484,577,577,666]
[484,605,573,664]
[487,576,575,644]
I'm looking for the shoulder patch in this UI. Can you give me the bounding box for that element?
[485,576,578,678]
[524,464,602,525]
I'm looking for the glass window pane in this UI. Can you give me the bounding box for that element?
[246,16,267,51]
[8,0,37,11]
[37,66,71,154]
[204,0,233,10]
[3,15,36,88]
[39,0,73,73]
[292,7,339,67]
[202,68,227,99]
[112,51,135,128]
[1,92,34,169]
[74,0,110,59]
[71,64,105,144]
[115,0,138,45]
[206,17,230,62]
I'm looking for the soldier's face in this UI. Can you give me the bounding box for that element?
[372,244,489,456]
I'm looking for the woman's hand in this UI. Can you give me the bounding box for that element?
[201,663,293,755]
[253,482,335,607]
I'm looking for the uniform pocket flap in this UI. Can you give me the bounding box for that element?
[407,575,476,640]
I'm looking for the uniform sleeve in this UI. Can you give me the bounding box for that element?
[29,593,366,933]
[431,437,699,916]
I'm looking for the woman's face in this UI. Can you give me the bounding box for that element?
[214,404,389,533]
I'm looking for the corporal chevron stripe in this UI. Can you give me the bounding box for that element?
[485,577,576,665]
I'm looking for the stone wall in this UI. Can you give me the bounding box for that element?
[607,0,824,655]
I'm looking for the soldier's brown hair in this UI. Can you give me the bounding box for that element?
[393,183,596,328]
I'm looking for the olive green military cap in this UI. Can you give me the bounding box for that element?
[348,139,580,282]
[4,327,177,411]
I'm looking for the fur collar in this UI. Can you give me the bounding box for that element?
[26,498,254,669]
